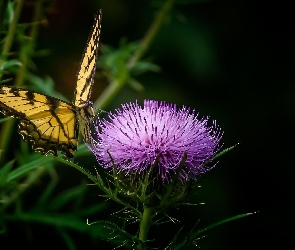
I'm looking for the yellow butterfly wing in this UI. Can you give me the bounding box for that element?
[73,10,102,143]
[0,86,78,158]
[0,11,102,158]
[73,10,101,108]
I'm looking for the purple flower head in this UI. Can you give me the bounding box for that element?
[88,100,223,182]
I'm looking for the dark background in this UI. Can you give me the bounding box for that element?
[2,0,294,249]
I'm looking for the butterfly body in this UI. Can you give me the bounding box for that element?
[0,11,102,158]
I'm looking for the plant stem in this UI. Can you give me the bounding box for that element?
[0,0,43,163]
[139,207,154,249]
[14,0,43,87]
[0,0,24,80]
[128,0,174,69]
[94,77,127,110]
[94,0,174,110]
[0,0,24,163]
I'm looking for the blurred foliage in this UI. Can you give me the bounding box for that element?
[1,0,218,249]
[1,0,292,249]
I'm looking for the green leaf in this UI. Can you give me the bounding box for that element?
[131,61,160,75]
[54,156,97,184]
[98,41,159,84]
[0,59,22,71]
[57,227,77,250]
[87,220,138,246]
[0,160,13,183]
[49,185,87,210]
[7,0,14,23]
[164,226,184,249]
[174,212,255,249]
[213,143,240,160]
[75,143,92,157]
[35,180,58,207]
[0,117,10,124]
[26,73,68,101]
[7,156,53,182]
[79,203,108,216]
[128,78,145,92]
[3,212,106,235]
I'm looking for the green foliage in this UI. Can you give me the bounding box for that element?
[0,0,248,249]
[1,177,109,247]
[0,1,112,248]
[213,143,240,160]
[95,41,160,108]
[0,0,10,32]
[26,73,68,101]
[0,59,22,72]
[99,41,160,86]
[88,220,142,249]
[0,117,10,124]
[168,212,253,249]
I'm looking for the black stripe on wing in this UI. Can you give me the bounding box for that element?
[0,86,79,158]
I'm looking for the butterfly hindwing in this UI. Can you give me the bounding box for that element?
[0,86,78,158]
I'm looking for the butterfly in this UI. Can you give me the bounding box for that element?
[0,10,102,158]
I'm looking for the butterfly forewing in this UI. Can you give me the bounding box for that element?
[73,10,102,108]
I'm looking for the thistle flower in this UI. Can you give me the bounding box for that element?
[88,100,223,182]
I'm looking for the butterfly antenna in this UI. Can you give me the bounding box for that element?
[94,107,106,117]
